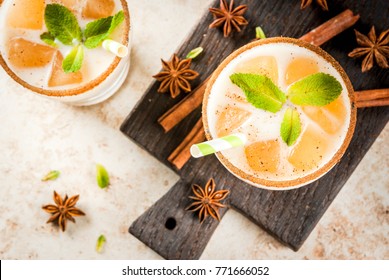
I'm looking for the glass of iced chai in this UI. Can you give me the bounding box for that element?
[0,0,131,106]
[203,38,356,190]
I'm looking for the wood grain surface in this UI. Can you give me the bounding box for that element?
[121,0,389,259]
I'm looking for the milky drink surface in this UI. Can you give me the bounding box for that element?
[206,41,351,184]
[0,0,127,91]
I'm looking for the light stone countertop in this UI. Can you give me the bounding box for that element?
[0,0,388,260]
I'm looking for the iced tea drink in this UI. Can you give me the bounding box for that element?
[203,38,356,190]
[0,0,130,105]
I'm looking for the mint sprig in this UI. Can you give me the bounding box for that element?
[230,73,286,113]
[41,4,125,73]
[84,11,125,49]
[288,73,342,106]
[44,4,81,45]
[230,71,343,146]
[280,108,301,146]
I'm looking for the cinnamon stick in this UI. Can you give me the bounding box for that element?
[355,89,389,108]
[167,9,360,169]
[159,77,210,132]
[159,9,359,133]
[299,9,360,46]
[167,118,206,169]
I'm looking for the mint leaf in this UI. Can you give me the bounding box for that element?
[84,10,124,49]
[186,47,203,59]
[96,234,106,253]
[40,32,57,47]
[62,45,84,73]
[108,10,125,34]
[84,17,112,48]
[255,26,266,39]
[41,170,60,181]
[96,164,110,189]
[44,4,82,45]
[280,108,301,146]
[230,73,286,113]
[288,73,342,106]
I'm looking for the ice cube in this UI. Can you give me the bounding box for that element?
[301,97,347,134]
[234,56,278,84]
[245,140,280,173]
[48,51,83,87]
[8,38,56,68]
[216,106,251,137]
[288,126,329,172]
[7,0,44,30]
[284,57,319,86]
[82,0,115,19]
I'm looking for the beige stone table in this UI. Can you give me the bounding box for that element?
[0,0,388,259]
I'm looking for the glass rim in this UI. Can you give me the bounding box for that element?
[0,0,131,97]
[202,37,357,190]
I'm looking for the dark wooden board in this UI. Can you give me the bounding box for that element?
[121,0,389,259]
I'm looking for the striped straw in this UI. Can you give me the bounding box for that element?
[102,39,129,58]
[190,133,247,158]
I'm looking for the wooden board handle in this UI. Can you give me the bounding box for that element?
[129,179,232,259]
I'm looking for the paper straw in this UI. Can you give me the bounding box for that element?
[102,39,128,58]
[190,133,247,158]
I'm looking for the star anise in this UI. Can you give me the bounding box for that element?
[153,54,199,98]
[209,0,248,37]
[348,26,389,72]
[42,191,85,232]
[300,0,328,11]
[186,178,230,223]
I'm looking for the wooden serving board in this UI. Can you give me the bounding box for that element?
[120,0,389,259]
